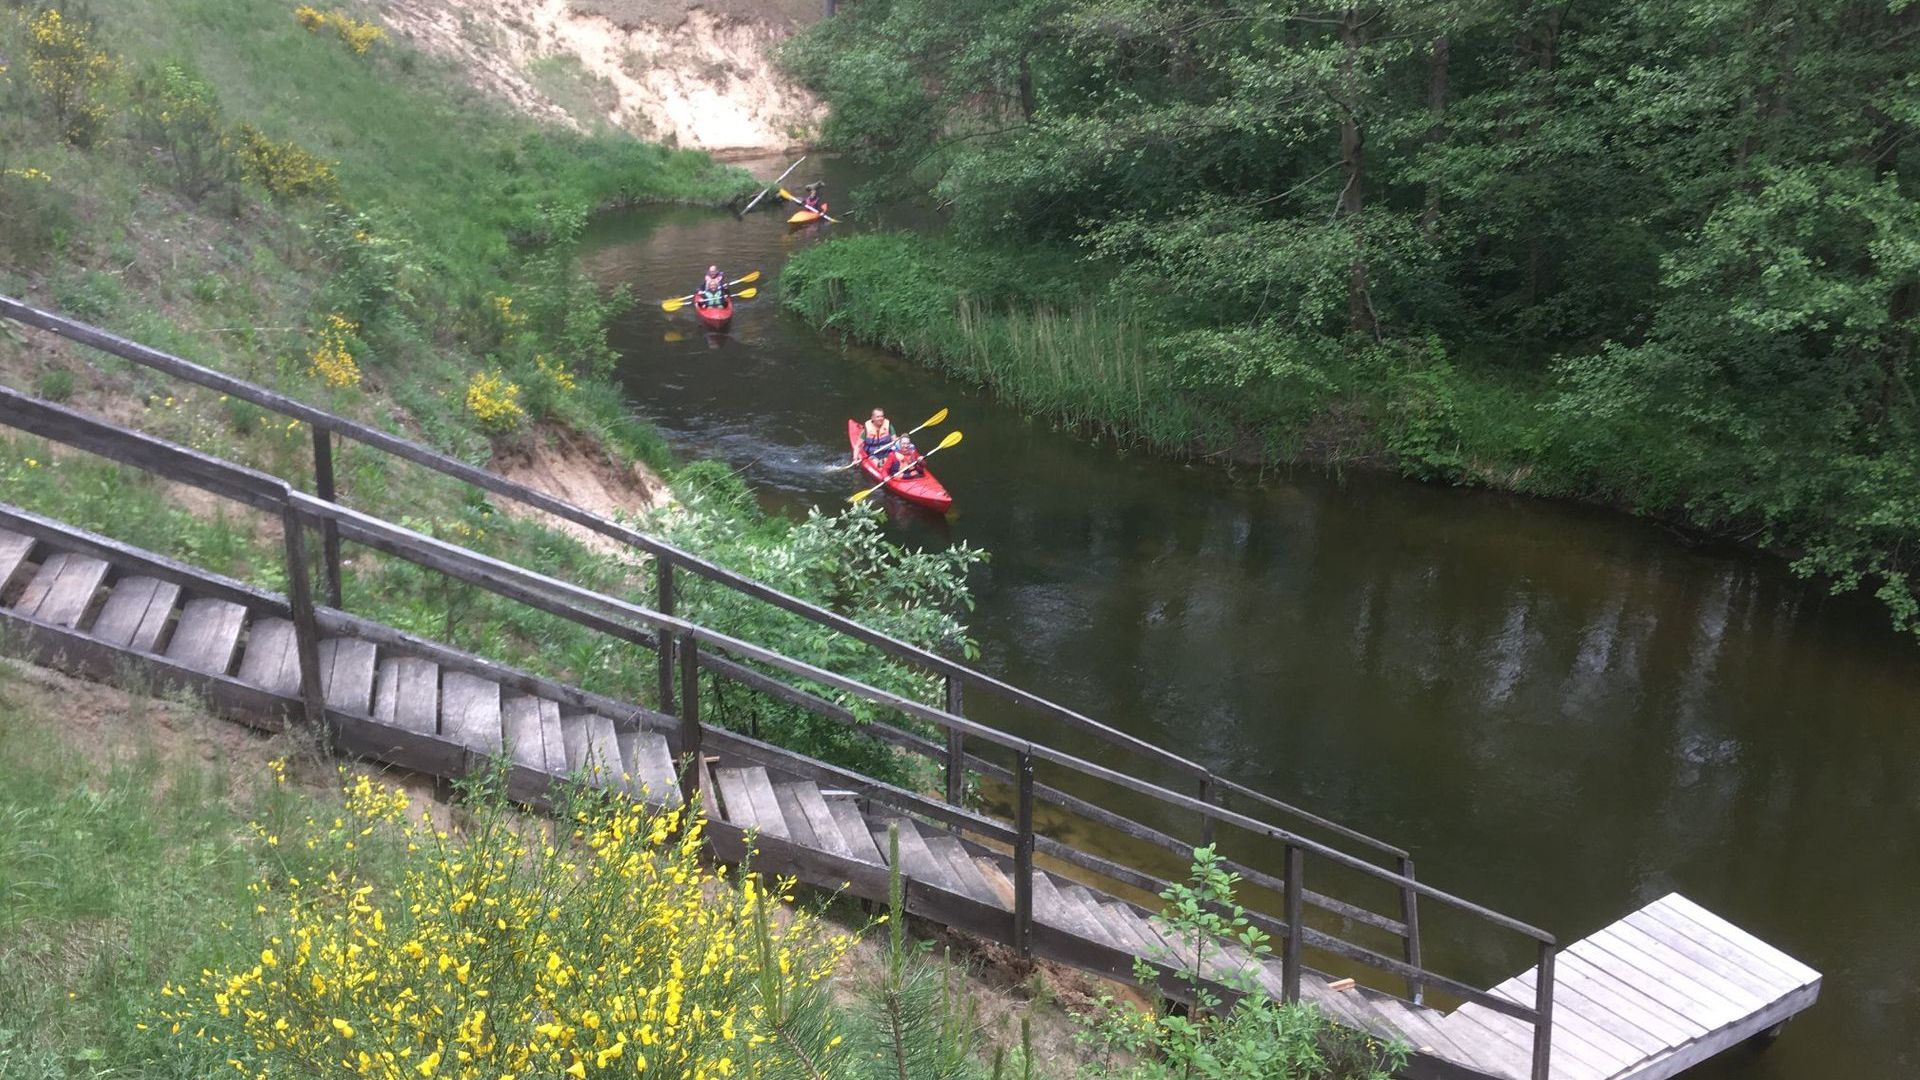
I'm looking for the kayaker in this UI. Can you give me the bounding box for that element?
[698,265,726,309]
[802,182,826,212]
[861,408,894,458]
[886,436,925,479]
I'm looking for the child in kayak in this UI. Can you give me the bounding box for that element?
[885,436,925,479]
[801,182,826,213]
[861,409,894,458]
[698,266,727,308]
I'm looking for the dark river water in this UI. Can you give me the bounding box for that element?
[583,158,1918,1078]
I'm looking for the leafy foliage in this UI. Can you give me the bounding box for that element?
[788,0,1920,634]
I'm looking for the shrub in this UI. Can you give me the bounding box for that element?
[0,166,73,264]
[465,369,527,435]
[293,6,387,55]
[131,62,238,203]
[235,123,338,199]
[306,313,363,389]
[24,8,114,147]
[153,767,856,1078]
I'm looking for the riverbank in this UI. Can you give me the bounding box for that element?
[781,231,1920,636]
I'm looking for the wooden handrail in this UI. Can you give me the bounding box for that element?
[0,294,1412,864]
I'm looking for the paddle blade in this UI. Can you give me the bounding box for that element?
[661,298,687,312]
[732,287,758,300]
[848,486,879,504]
[935,430,964,451]
[918,407,949,430]
[732,270,762,285]
[778,188,796,201]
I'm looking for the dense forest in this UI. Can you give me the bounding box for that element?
[782,2,1920,634]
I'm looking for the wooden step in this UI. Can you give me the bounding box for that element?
[0,529,34,601]
[871,817,954,893]
[769,783,822,848]
[923,834,1002,907]
[824,796,884,865]
[713,766,790,840]
[1061,884,1134,952]
[1029,872,1105,943]
[777,782,852,860]
[1357,987,1478,1067]
[236,618,300,696]
[163,597,247,675]
[373,656,438,733]
[440,672,502,754]
[318,638,377,715]
[616,729,680,806]
[1098,900,1171,965]
[90,576,178,652]
[971,855,1017,910]
[558,711,621,787]
[16,551,109,628]
[504,696,567,775]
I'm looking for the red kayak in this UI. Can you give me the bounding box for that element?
[694,297,733,330]
[847,420,953,512]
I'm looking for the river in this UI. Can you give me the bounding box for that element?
[582,159,1917,1078]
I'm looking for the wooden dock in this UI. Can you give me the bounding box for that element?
[0,295,1824,1080]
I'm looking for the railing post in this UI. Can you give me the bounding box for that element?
[678,632,703,806]
[310,426,343,608]
[1281,842,1304,1003]
[280,502,327,733]
[1198,774,1216,847]
[1398,854,1425,1004]
[1013,749,1035,957]
[1531,942,1555,1080]
[943,674,965,806]
[655,560,676,710]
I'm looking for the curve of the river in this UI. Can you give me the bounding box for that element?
[584,158,1917,1078]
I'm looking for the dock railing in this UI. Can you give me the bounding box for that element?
[0,300,1559,1078]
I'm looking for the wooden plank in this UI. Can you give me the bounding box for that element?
[1491,973,1651,1070]
[873,818,949,891]
[1550,951,1705,1046]
[18,552,109,628]
[1443,1003,1594,1080]
[90,576,178,652]
[1619,909,1793,1000]
[925,834,1001,907]
[0,529,33,599]
[1356,987,1481,1068]
[373,656,438,734]
[163,597,247,675]
[318,638,376,715]
[780,783,853,860]
[1611,979,1820,1080]
[825,797,884,865]
[1429,1004,1534,1080]
[972,855,1017,911]
[236,618,300,696]
[439,672,502,754]
[617,729,680,806]
[1596,922,1768,1012]
[1563,935,1734,1031]
[730,767,790,841]
[770,783,821,850]
[504,696,565,775]
[713,767,764,832]
[1649,895,1819,987]
[582,713,623,790]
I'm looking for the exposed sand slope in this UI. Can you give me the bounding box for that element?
[381,0,823,153]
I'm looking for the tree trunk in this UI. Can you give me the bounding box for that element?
[1017,53,1037,120]
[1340,6,1374,337]
[1420,34,1450,239]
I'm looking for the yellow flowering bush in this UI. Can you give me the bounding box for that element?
[154,771,856,1079]
[307,314,363,390]
[237,124,338,199]
[294,6,387,55]
[465,370,526,435]
[534,354,577,393]
[25,8,115,146]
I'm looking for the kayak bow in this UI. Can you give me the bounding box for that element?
[694,297,733,329]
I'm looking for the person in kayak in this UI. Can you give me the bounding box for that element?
[861,408,894,459]
[698,265,727,309]
[801,182,826,212]
[885,435,926,479]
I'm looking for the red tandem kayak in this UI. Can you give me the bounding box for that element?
[846,420,953,512]
[694,297,733,329]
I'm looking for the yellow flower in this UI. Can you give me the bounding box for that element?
[332,1018,356,1039]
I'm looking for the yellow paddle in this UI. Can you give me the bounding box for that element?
[661,270,761,311]
[831,407,948,470]
[779,188,841,224]
[849,430,961,503]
